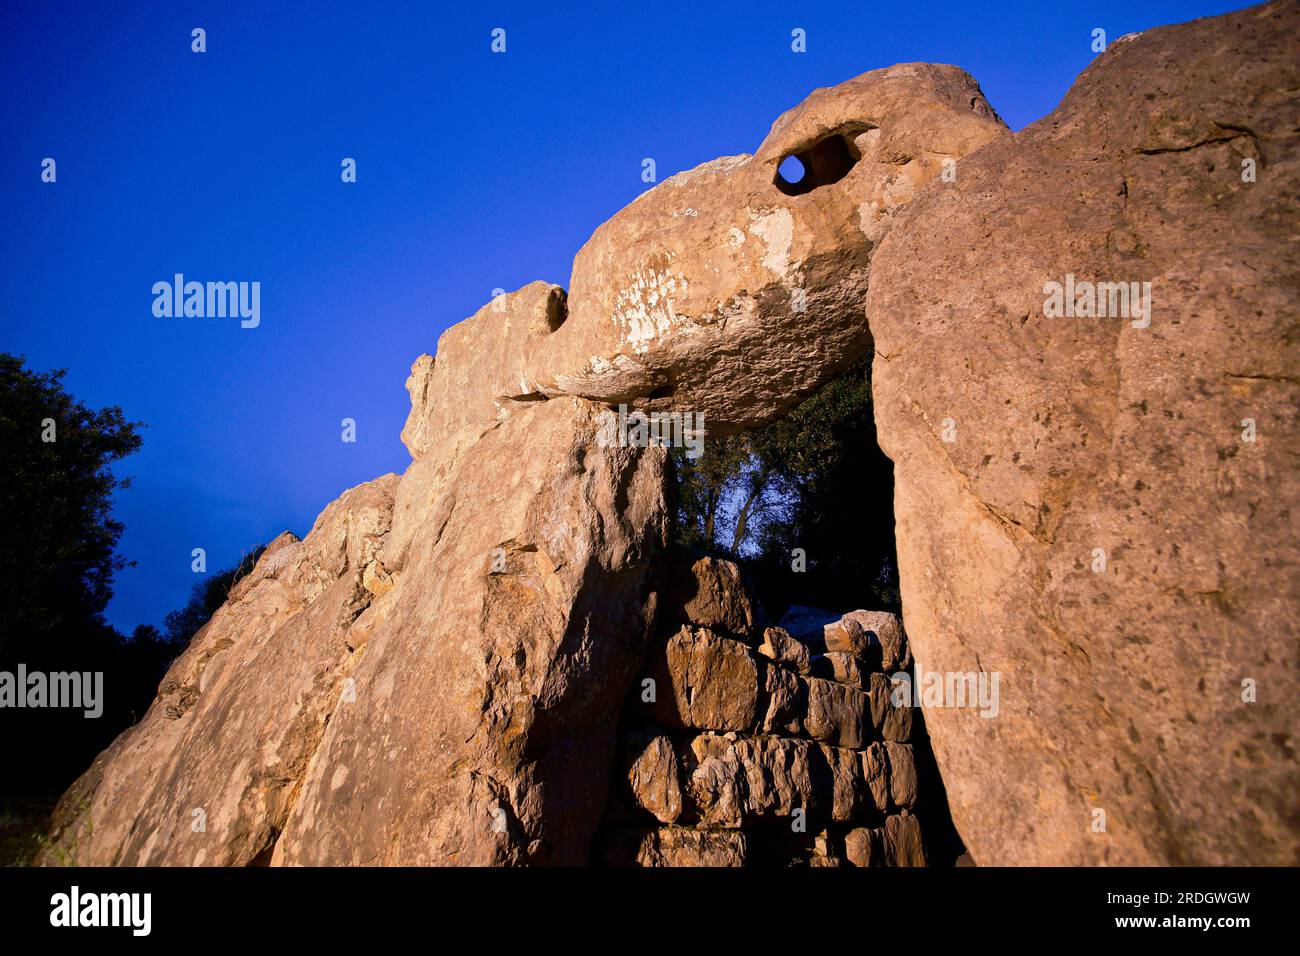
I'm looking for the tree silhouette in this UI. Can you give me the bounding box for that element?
[0,353,143,650]
[670,355,900,618]
[163,547,266,645]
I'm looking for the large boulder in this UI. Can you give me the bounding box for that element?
[520,65,1006,432]
[274,397,667,865]
[398,67,1004,442]
[40,477,401,865]
[867,1,1300,864]
[43,392,668,866]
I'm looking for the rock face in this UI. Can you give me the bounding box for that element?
[274,398,668,866]
[398,281,567,462]
[866,2,1300,865]
[40,479,399,866]
[44,392,668,866]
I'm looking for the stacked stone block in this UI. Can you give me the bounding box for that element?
[600,554,927,867]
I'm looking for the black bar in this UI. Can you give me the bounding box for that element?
[0,866,1285,942]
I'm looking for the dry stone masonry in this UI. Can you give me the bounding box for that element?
[599,554,928,867]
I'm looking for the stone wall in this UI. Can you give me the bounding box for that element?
[597,555,932,867]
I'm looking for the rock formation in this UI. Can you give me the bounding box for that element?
[867,0,1299,865]
[45,397,669,866]
[41,2,1298,867]
[513,63,1006,432]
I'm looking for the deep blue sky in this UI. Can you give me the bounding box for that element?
[2,0,1250,633]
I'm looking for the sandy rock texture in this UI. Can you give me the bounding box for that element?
[44,375,668,867]
[866,1,1300,865]
[392,65,1006,436]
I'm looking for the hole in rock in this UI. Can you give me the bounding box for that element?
[543,286,568,333]
[774,133,861,196]
[777,155,806,185]
[593,354,969,867]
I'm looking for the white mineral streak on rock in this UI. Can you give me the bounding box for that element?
[615,266,686,354]
[747,207,795,280]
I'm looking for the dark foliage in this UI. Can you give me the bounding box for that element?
[670,355,900,620]
[163,546,266,645]
[0,353,143,646]
[0,355,150,798]
[0,354,263,809]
